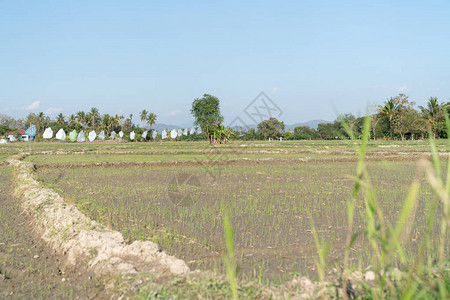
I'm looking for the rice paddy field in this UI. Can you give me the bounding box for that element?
[2,139,449,295]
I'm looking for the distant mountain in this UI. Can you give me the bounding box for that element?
[176,121,194,128]
[285,119,331,130]
[143,123,181,132]
[142,122,195,132]
[142,119,331,132]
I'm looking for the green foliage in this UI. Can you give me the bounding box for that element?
[379,96,401,139]
[317,123,337,139]
[293,126,319,139]
[242,128,263,140]
[0,124,12,136]
[25,112,49,136]
[327,112,450,299]
[283,128,294,140]
[190,94,224,142]
[256,117,285,139]
[147,112,157,128]
[223,214,238,300]
[212,125,235,144]
[121,118,133,134]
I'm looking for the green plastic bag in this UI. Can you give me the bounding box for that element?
[69,130,77,142]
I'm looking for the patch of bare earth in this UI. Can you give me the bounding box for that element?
[0,166,109,299]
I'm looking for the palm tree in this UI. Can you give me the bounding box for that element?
[86,107,100,130]
[33,112,47,135]
[140,110,148,127]
[112,114,123,131]
[147,113,157,128]
[68,114,76,125]
[76,111,86,127]
[56,113,65,126]
[419,97,443,139]
[101,114,112,134]
[379,98,400,139]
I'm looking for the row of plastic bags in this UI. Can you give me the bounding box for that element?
[44,128,124,142]
[41,127,202,142]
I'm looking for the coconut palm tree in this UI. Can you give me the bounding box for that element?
[378,98,400,139]
[68,114,76,125]
[112,114,123,131]
[56,113,65,126]
[101,114,112,134]
[76,111,86,127]
[86,107,100,130]
[140,109,148,127]
[147,113,157,128]
[419,97,443,139]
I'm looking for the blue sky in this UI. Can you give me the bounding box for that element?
[1,0,449,126]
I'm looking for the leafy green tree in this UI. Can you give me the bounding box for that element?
[293,126,319,139]
[25,112,49,135]
[412,118,430,140]
[0,125,11,136]
[121,118,133,134]
[257,117,285,139]
[283,129,294,140]
[190,94,223,143]
[317,123,338,139]
[393,107,419,140]
[243,128,262,140]
[336,113,358,138]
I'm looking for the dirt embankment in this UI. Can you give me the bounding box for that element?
[7,154,189,281]
[0,166,109,299]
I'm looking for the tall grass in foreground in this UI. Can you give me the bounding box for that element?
[224,213,238,300]
[331,114,449,299]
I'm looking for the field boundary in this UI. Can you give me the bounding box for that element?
[7,153,190,280]
[31,154,436,170]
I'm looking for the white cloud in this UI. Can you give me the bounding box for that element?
[396,86,409,93]
[25,101,40,110]
[45,107,63,115]
[1,100,41,112]
[167,110,184,116]
[272,87,279,93]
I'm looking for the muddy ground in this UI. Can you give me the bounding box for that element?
[0,166,110,299]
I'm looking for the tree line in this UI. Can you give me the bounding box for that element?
[190,93,450,142]
[0,108,157,138]
[1,93,448,141]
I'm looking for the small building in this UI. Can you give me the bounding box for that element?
[6,129,29,142]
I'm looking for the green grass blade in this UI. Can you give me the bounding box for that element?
[223,214,238,300]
